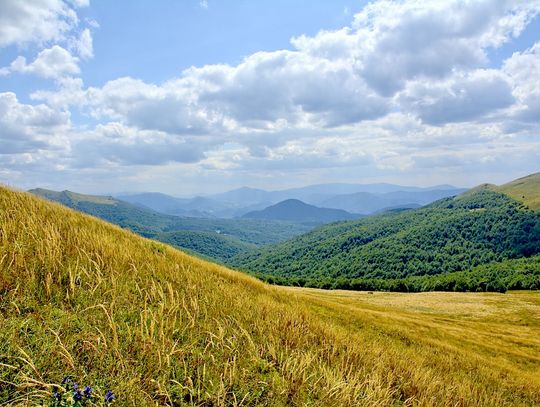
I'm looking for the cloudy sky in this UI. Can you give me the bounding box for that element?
[0,0,539,196]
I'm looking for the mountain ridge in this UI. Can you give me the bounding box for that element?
[241,199,359,223]
[29,188,313,261]
[112,183,465,217]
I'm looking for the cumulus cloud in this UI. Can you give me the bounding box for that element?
[31,77,87,108]
[399,70,515,125]
[82,77,226,135]
[352,0,540,96]
[0,92,70,154]
[6,45,80,78]
[71,123,208,167]
[32,0,538,135]
[0,0,80,47]
[0,0,94,80]
[73,28,93,59]
[503,42,540,123]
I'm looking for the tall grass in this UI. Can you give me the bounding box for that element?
[1,186,539,406]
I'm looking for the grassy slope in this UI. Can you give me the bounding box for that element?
[495,172,540,211]
[1,187,540,405]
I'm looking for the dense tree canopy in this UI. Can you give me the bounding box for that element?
[232,190,540,292]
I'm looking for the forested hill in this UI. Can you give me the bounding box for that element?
[241,199,358,223]
[232,188,540,290]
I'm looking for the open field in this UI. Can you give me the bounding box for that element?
[1,187,540,406]
[286,287,540,385]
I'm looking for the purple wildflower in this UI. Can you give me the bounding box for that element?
[73,390,82,401]
[104,390,116,403]
[61,376,73,385]
[83,385,93,398]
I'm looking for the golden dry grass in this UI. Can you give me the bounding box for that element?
[1,186,539,406]
[495,172,540,211]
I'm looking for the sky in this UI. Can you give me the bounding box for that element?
[0,0,539,196]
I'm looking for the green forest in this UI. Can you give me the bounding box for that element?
[156,230,256,262]
[232,189,540,292]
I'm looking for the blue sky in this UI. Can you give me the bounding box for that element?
[0,0,539,195]
[82,0,367,84]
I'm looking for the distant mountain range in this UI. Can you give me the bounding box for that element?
[241,199,360,223]
[317,189,465,213]
[116,182,465,218]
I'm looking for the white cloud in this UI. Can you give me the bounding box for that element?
[191,50,390,127]
[351,0,540,96]
[503,42,540,123]
[73,28,93,59]
[0,1,94,80]
[31,77,87,108]
[0,92,70,155]
[6,45,80,78]
[35,0,536,134]
[66,0,90,7]
[71,123,208,167]
[0,0,80,47]
[399,70,515,125]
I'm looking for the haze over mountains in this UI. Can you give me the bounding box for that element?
[118,182,465,218]
[241,199,359,223]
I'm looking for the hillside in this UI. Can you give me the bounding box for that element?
[233,188,540,291]
[1,186,540,405]
[29,188,311,255]
[29,188,176,236]
[30,188,118,205]
[495,172,540,211]
[156,230,256,262]
[241,199,358,223]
